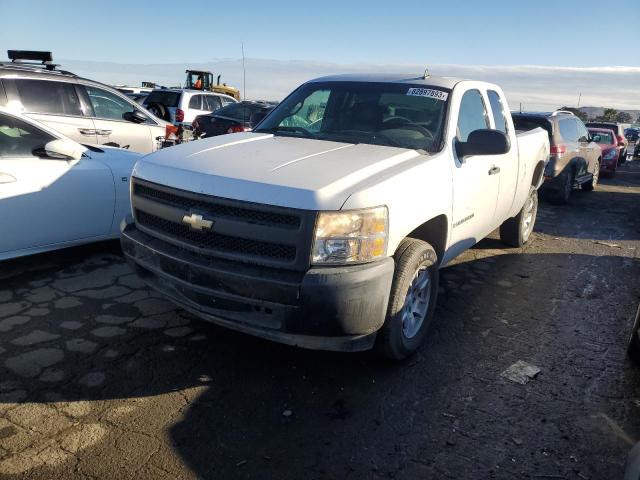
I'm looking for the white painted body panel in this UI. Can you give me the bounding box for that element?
[0,109,141,260]
[132,78,550,267]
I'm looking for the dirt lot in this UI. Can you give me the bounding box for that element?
[1,160,639,480]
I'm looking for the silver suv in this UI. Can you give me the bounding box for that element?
[0,51,169,153]
[143,88,237,126]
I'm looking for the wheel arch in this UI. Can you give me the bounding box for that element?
[531,160,546,188]
[403,214,448,265]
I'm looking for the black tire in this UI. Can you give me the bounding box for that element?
[582,160,600,192]
[147,103,169,121]
[376,238,439,360]
[500,186,538,247]
[628,305,640,364]
[548,169,573,205]
[618,150,626,165]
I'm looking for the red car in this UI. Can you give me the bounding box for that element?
[587,127,620,176]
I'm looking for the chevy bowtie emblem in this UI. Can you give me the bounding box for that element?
[182,213,214,231]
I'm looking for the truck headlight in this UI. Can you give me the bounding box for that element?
[311,206,388,265]
[603,149,618,160]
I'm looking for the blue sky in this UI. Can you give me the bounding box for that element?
[2,0,638,66]
[1,0,639,109]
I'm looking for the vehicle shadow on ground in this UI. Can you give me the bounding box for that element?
[1,247,639,479]
[534,184,640,241]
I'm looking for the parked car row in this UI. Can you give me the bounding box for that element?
[0,51,170,154]
[513,110,601,203]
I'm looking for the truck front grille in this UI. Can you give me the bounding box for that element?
[135,210,296,261]
[131,178,315,270]
[134,183,300,228]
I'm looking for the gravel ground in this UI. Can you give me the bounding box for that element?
[0,159,639,480]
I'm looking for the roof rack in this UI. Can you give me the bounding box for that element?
[2,50,76,77]
[551,110,575,116]
[8,50,58,70]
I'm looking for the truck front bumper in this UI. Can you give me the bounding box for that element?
[120,222,394,352]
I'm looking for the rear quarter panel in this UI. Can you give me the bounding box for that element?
[512,128,550,217]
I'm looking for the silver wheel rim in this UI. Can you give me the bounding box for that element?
[401,266,431,339]
[521,192,537,242]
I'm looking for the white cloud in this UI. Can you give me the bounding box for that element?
[62,58,640,111]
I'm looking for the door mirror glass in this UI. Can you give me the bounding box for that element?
[123,110,148,124]
[34,139,84,161]
[456,129,510,158]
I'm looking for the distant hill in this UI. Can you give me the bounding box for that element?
[579,106,640,122]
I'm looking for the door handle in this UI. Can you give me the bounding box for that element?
[0,173,17,184]
[96,130,112,136]
[488,166,500,175]
[78,128,97,135]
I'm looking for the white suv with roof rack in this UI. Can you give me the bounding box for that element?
[0,50,169,154]
[143,89,238,126]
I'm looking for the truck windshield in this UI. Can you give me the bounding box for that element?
[255,81,450,152]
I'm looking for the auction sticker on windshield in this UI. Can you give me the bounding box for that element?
[406,88,449,101]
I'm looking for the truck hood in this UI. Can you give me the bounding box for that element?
[132,132,422,210]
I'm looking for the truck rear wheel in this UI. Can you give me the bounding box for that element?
[499,186,538,247]
[376,238,439,360]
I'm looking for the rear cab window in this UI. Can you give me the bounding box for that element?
[487,90,508,134]
[10,79,83,116]
[145,91,181,108]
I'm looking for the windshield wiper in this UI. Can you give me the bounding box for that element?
[256,126,317,139]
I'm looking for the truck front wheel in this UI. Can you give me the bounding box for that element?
[499,186,538,247]
[376,238,439,360]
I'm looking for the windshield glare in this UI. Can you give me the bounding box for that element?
[255,81,449,152]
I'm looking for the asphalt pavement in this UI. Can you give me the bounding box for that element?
[1,159,639,480]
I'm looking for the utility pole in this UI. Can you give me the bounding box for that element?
[577,92,582,108]
[241,42,246,101]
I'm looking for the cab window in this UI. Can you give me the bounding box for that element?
[85,86,136,121]
[487,90,508,134]
[456,90,489,142]
[189,95,202,109]
[13,79,82,117]
[0,113,54,158]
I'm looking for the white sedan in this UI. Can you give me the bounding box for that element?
[0,107,141,260]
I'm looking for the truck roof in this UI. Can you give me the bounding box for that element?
[307,73,464,89]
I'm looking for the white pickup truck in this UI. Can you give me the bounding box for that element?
[121,74,550,359]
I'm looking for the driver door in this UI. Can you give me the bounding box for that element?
[82,85,154,153]
[448,89,500,253]
[0,113,115,255]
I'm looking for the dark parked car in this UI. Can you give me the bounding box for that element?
[625,128,639,142]
[192,101,274,138]
[587,127,619,176]
[513,111,601,204]
[585,121,627,163]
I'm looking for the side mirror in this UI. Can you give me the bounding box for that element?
[456,129,510,158]
[123,110,148,124]
[34,140,84,161]
[250,111,268,129]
